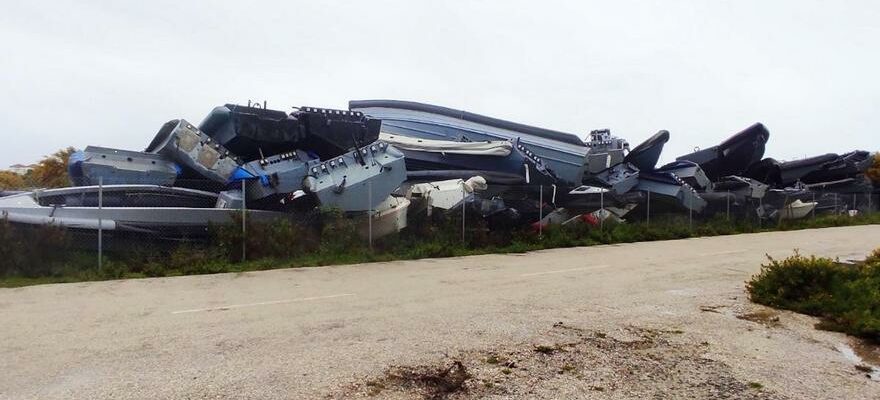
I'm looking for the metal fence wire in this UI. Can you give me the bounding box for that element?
[14,179,879,270]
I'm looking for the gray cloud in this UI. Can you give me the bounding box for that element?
[1,0,878,165]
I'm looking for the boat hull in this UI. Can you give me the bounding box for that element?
[350,100,589,186]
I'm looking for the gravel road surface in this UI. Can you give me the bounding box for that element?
[2,225,879,399]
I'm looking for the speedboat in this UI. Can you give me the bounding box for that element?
[778,199,817,220]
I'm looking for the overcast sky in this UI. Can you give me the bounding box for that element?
[2,1,878,166]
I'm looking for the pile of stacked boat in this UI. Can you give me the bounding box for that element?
[0,100,875,239]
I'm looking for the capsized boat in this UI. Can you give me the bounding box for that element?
[677,123,769,180]
[380,133,556,185]
[712,176,768,199]
[350,100,589,186]
[405,176,488,214]
[147,119,243,184]
[555,185,643,213]
[583,129,630,174]
[775,153,839,186]
[0,185,283,238]
[624,130,670,171]
[749,151,873,188]
[655,160,711,191]
[198,104,382,161]
[743,158,783,187]
[788,151,872,186]
[635,171,707,212]
[68,146,180,186]
[356,195,411,238]
[230,139,407,212]
[778,199,817,220]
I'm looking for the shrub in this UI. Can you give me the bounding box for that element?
[747,249,880,341]
[317,208,363,254]
[2,202,879,287]
[212,212,322,261]
[865,248,880,265]
[0,218,71,277]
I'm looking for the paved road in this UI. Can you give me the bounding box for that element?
[2,226,879,399]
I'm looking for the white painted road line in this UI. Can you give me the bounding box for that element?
[520,265,610,277]
[171,293,356,314]
[699,250,748,257]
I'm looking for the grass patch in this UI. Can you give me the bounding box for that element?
[747,249,880,342]
[1,211,879,288]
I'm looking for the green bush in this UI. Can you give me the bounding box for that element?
[212,212,319,261]
[2,206,879,288]
[316,208,363,255]
[0,218,71,277]
[747,250,880,341]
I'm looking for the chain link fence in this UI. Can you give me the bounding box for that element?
[0,180,877,279]
[76,185,880,263]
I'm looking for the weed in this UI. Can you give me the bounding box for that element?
[364,380,385,396]
[737,310,781,327]
[385,361,470,399]
[855,364,873,373]
[534,345,559,355]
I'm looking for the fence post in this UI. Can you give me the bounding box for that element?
[538,185,543,238]
[688,195,693,231]
[646,190,650,227]
[368,180,374,251]
[726,191,731,222]
[599,189,604,231]
[758,197,762,229]
[812,192,816,219]
[834,193,839,214]
[461,182,466,244]
[869,192,874,214]
[98,176,103,272]
[777,194,789,228]
[241,180,246,262]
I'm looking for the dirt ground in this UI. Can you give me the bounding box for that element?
[2,226,879,399]
[332,300,878,400]
[334,321,793,399]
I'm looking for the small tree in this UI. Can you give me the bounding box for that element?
[0,171,26,190]
[868,152,880,186]
[27,147,77,188]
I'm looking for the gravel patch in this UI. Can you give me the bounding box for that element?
[331,322,789,399]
